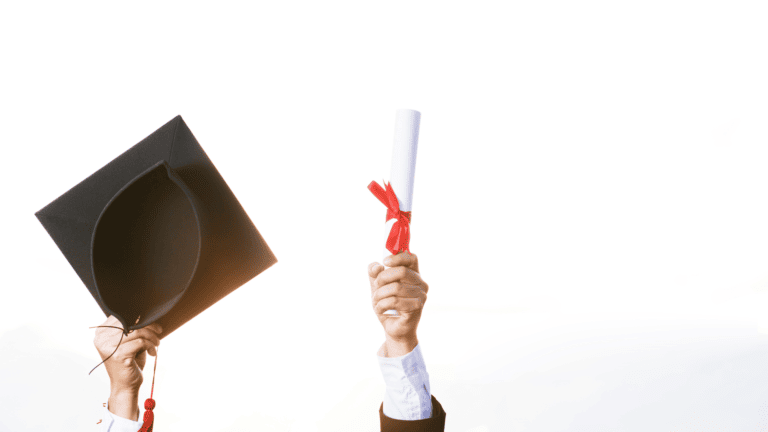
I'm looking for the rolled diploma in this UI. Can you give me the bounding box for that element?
[383,109,420,316]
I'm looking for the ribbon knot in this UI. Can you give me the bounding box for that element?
[368,181,412,254]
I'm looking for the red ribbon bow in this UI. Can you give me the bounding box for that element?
[368,181,412,255]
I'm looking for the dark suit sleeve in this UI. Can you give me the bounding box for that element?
[379,395,446,432]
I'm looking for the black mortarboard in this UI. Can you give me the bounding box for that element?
[35,115,277,339]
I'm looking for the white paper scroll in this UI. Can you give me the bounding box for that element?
[383,109,420,316]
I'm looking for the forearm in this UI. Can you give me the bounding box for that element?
[108,388,140,421]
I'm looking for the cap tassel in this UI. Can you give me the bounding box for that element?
[139,348,158,432]
[139,398,155,432]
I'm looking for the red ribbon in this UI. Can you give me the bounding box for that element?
[368,181,412,254]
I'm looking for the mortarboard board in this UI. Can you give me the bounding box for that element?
[35,115,277,339]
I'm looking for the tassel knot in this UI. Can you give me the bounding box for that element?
[138,398,155,431]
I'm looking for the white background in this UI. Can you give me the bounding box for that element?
[2,1,768,431]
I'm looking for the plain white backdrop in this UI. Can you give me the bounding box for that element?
[3,1,768,431]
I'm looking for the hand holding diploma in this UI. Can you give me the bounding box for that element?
[369,109,420,316]
[368,252,428,357]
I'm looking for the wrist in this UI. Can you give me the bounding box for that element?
[108,387,140,421]
[381,334,418,358]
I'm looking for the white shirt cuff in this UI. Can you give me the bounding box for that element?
[99,402,143,432]
[377,343,433,420]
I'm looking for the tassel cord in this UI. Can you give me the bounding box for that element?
[88,325,129,375]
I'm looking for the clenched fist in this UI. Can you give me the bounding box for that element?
[368,252,429,357]
[93,315,162,420]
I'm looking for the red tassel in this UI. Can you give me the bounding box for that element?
[138,350,158,431]
[138,398,155,432]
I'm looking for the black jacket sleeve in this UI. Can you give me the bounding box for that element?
[379,395,446,432]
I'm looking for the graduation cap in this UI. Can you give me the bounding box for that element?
[35,115,277,338]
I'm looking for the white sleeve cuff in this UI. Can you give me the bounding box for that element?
[99,402,143,432]
[377,343,433,420]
